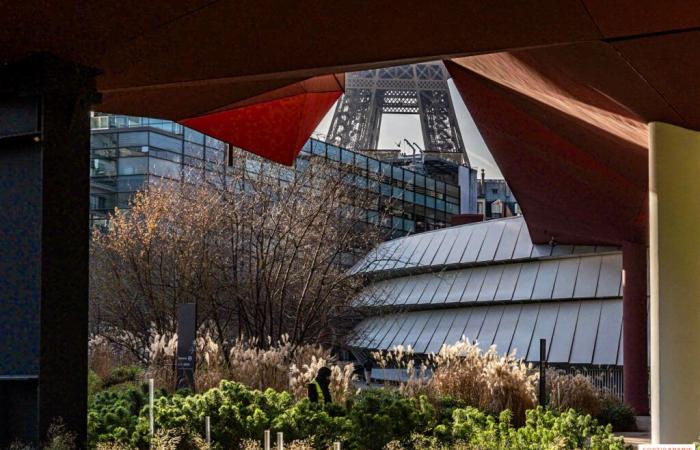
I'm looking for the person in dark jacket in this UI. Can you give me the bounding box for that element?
[308,366,332,404]
[363,358,373,386]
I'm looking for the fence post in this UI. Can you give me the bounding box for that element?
[538,339,547,406]
[277,431,284,450]
[334,442,341,450]
[264,430,271,450]
[205,416,211,448]
[149,378,155,436]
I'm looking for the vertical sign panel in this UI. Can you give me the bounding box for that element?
[176,303,197,391]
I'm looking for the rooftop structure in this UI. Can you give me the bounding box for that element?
[350,217,624,370]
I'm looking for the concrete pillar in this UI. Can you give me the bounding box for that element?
[0,55,96,448]
[622,242,648,415]
[649,122,700,443]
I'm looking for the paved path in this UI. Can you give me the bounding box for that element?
[616,417,650,448]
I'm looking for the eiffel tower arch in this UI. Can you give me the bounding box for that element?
[327,61,469,165]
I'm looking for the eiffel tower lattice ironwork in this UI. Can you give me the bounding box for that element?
[327,61,468,164]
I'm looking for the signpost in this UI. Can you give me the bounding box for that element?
[176,303,197,391]
[538,338,547,406]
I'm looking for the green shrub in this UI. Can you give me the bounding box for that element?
[88,385,147,446]
[596,396,637,432]
[103,366,143,389]
[130,380,294,449]
[89,370,103,402]
[271,399,351,448]
[451,406,625,450]
[345,389,436,450]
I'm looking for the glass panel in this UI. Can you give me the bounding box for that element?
[184,127,205,144]
[118,131,148,147]
[149,132,182,152]
[341,149,354,165]
[90,158,116,177]
[118,157,148,175]
[91,133,118,149]
[205,135,224,149]
[184,142,204,159]
[150,159,181,179]
[327,145,340,161]
[119,145,149,157]
[149,149,182,163]
[117,175,147,192]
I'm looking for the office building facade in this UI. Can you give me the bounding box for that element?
[89,114,464,237]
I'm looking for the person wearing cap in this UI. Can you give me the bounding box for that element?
[308,366,332,404]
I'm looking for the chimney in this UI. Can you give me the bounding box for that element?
[480,168,486,196]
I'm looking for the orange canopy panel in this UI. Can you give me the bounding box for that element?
[180,75,343,165]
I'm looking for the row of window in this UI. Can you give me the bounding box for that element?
[89,117,460,235]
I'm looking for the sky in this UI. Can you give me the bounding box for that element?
[312,79,504,179]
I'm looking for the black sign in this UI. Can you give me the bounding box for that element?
[176,303,197,391]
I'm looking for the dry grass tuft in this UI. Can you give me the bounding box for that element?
[546,369,601,417]
[374,339,538,425]
[93,328,356,401]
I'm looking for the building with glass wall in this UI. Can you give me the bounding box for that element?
[89,114,463,237]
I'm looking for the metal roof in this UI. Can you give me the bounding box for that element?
[351,300,623,365]
[351,217,624,365]
[352,216,617,276]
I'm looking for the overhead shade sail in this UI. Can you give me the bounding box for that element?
[180,75,344,165]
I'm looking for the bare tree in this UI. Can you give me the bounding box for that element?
[90,152,389,362]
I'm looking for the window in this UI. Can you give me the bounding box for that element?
[118,131,148,147]
[149,132,183,153]
[184,127,205,144]
[91,158,116,177]
[118,157,148,175]
[150,159,181,179]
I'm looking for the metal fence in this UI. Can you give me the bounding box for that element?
[554,365,624,400]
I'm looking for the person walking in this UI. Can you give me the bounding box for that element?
[363,358,373,386]
[308,366,332,404]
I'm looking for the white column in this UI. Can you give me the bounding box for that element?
[649,122,700,443]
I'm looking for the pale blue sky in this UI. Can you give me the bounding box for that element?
[313,79,504,179]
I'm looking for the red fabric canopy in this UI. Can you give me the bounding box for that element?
[181,75,343,165]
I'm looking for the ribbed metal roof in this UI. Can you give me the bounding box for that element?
[361,253,622,307]
[351,217,624,365]
[351,300,623,365]
[352,216,617,275]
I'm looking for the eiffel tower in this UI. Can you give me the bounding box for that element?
[327,61,469,165]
